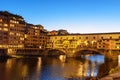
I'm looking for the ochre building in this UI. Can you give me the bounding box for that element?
[0,11,47,55]
[0,11,26,54]
[47,33,120,50]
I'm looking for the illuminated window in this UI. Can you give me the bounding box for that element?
[14,21,18,24]
[10,24,14,27]
[20,37,24,40]
[10,32,14,35]
[10,20,15,23]
[4,24,8,27]
[10,20,18,24]
[18,45,23,48]
[0,19,2,22]
[16,21,19,24]
[25,34,28,38]
[3,28,8,31]
[116,46,120,49]
[35,33,37,35]
[13,17,16,19]
[16,33,20,36]
[0,23,2,26]
[8,48,13,54]
[0,45,2,47]
[10,20,12,22]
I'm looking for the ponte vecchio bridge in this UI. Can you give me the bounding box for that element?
[46,33,120,60]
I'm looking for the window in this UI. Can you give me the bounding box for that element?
[110,36,112,39]
[3,28,8,31]
[116,46,120,49]
[93,37,96,39]
[10,32,14,35]
[0,45,2,47]
[103,43,105,44]
[0,23,2,26]
[101,37,103,39]
[16,33,20,36]
[35,33,38,35]
[20,37,24,40]
[0,19,2,22]
[16,21,19,24]
[10,20,15,23]
[10,24,14,27]
[86,37,88,39]
[116,43,120,45]
[4,32,8,35]
[4,24,8,27]
[115,39,119,41]
[4,36,8,39]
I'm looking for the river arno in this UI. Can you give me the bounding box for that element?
[0,55,119,80]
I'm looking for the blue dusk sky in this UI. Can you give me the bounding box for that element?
[0,0,120,33]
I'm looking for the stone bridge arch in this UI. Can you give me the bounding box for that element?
[45,48,66,56]
[73,48,105,57]
[45,48,107,57]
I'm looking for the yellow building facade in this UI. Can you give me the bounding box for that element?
[47,33,120,50]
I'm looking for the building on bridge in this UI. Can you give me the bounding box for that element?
[46,33,120,51]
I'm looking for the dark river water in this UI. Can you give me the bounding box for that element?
[0,55,119,80]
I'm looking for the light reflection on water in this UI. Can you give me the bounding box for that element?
[83,55,104,77]
[0,55,118,80]
[119,55,120,66]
